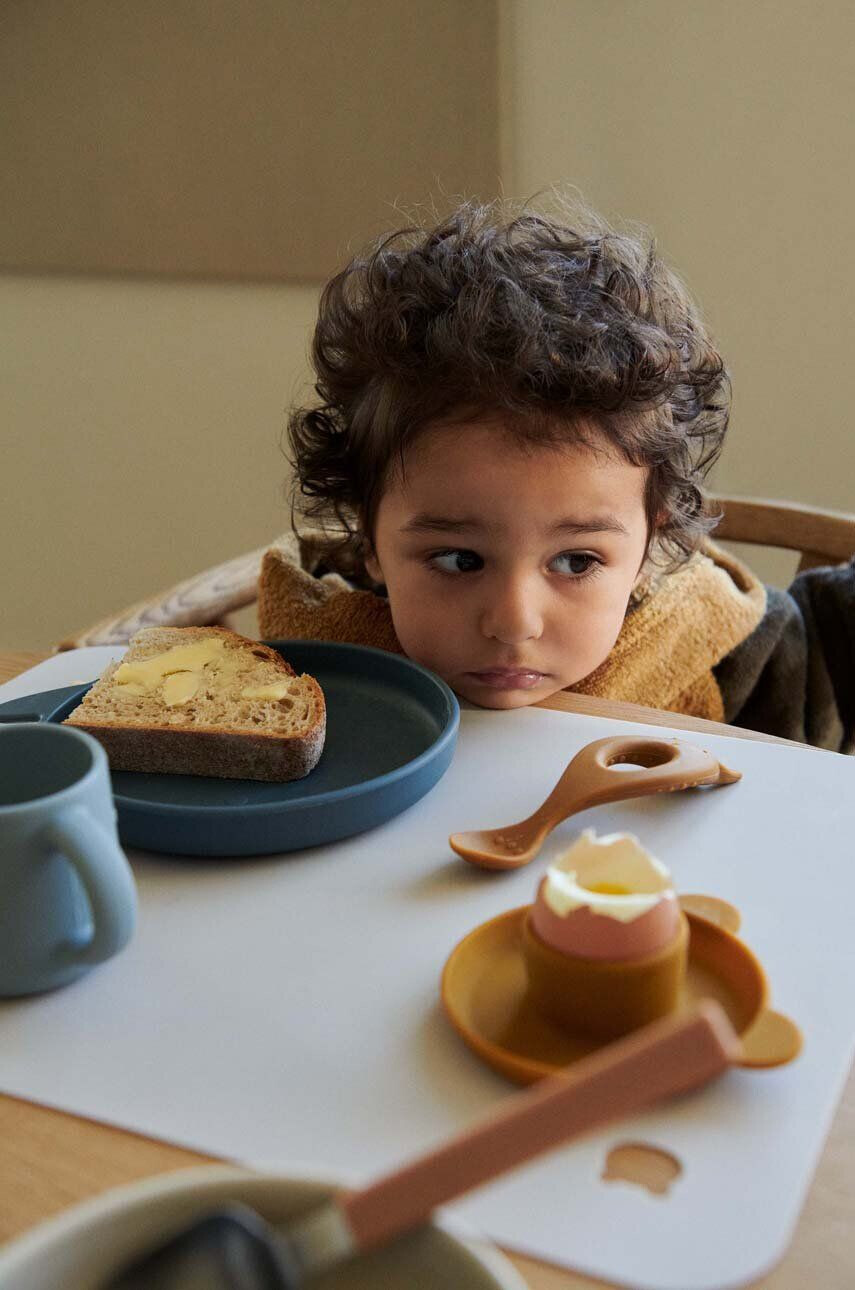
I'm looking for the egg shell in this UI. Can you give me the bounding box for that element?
[530,877,681,961]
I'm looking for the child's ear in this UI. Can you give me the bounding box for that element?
[363,545,383,583]
[640,509,668,567]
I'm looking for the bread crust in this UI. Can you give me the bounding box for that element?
[63,627,326,782]
[66,715,325,781]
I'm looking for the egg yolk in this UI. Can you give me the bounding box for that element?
[581,881,633,896]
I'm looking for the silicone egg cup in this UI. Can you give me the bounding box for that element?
[522,912,690,1042]
[441,895,802,1085]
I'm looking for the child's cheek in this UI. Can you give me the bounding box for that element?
[388,586,459,674]
[564,590,635,678]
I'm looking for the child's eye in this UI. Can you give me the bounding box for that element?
[429,549,484,574]
[549,551,602,578]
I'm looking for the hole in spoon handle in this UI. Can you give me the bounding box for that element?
[574,737,727,806]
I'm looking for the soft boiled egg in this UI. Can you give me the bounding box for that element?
[529,829,680,961]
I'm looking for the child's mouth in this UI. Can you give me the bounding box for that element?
[467,668,547,691]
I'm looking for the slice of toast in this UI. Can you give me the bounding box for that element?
[63,626,325,781]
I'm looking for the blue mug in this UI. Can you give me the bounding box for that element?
[0,723,137,997]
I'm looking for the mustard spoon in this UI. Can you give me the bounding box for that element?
[449,735,741,871]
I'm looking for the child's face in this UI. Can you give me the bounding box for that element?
[363,417,651,709]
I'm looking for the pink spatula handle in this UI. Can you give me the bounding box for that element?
[341,1001,740,1253]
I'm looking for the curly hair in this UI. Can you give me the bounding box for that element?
[287,197,729,570]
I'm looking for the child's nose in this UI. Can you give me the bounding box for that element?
[479,575,544,644]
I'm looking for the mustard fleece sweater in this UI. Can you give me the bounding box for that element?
[257,533,767,724]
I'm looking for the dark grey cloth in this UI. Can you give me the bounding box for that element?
[714,559,855,753]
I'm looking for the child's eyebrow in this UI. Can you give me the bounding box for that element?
[399,514,482,534]
[400,513,630,537]
[550,515,630,538]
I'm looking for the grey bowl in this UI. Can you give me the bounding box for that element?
[0,1165,527,1290]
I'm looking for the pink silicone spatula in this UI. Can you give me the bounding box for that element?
[110,1001,739,1289]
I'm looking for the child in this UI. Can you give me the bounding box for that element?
[258,199,855,752]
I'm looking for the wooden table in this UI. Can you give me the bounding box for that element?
[1,649,852,1289]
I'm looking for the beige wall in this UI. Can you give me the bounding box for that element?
[2,274,319,648]
[2,1,500,651]
[500,0,855,586]
[1,0,499,282]
[6,2,854,649]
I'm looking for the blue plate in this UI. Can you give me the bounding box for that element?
[0,642,460,857]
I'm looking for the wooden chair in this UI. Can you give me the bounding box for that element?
[57,495,855,650]
[711,495,855,574]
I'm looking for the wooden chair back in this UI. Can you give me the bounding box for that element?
[710,495,855,573]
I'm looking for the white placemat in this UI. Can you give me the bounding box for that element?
[2,650,854,1290]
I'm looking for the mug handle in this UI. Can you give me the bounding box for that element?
[44,804,137,966]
